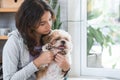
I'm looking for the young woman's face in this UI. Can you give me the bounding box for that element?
[35,11,52,35]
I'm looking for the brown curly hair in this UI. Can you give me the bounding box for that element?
[15,0,55,56]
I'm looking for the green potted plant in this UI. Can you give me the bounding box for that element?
[87,3,114,55]
[87,25,114,55]
[48,0,62,29]
[87,25,115,67]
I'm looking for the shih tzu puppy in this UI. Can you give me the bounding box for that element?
[36,29,72,80]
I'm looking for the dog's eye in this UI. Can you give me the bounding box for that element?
[55,37,60,41]
[65,38,69,41]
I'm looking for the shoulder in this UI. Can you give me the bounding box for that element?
[3,30,26,59]
[8,30,22,39]
[4,30,24,50]
[3,30,22,61]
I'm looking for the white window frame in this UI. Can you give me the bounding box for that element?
[67,0,81,77]
[68,0,120,79]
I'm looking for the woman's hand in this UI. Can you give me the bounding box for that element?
[33,51,54,68]
[54,54,70,72]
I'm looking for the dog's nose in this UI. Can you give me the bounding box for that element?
[61,41,65,45]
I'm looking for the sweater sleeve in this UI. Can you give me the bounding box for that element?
[2,35,38,80]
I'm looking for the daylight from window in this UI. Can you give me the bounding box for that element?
[87,0,120,69]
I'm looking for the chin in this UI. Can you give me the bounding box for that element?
[42,30,51,35]
[36,29,73,80]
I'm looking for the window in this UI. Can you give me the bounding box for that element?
[81,0,120,79]
[68,0,120,79]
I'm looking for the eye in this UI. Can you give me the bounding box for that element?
[65,37,69,41]
[55,37,61,41]
[40,22,45,26]
[49,18,52,21]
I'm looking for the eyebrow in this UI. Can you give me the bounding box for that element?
[40,21,46,23]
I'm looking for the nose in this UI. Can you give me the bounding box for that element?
[61,41,65,45]
[46,21,52,29]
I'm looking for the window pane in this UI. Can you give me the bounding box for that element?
[87,0,120,69]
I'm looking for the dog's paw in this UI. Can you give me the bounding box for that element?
[46,44,52,50]
[42,43,52,51]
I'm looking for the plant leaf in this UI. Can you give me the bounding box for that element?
[87,35,94,55]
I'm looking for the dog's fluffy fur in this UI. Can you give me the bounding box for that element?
[36,29,72,80]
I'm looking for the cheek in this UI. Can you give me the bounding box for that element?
[49,21,52,27]
[51,40,56,45]
[67,42,73,49]
[35,27,46,34]
[35,28,43,34]
[52,41,61,47]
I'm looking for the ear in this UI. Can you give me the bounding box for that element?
[42,35,52,45]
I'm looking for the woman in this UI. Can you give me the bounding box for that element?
[2,0,70,80]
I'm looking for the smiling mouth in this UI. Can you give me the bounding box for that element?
[44,30,51,34]
[51,45,65,50]
[58,45,66,50]
[46,30,50,33]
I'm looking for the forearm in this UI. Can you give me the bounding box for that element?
[3,61,38,80]
[62,68,70,77]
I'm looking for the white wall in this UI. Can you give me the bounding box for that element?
[67,0,81,77]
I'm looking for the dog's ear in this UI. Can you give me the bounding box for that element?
[42,35,52,45]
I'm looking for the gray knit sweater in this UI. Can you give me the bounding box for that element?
[2,30,39,80]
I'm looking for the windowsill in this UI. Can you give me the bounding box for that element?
[68,76,116,80]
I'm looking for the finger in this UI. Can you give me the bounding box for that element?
[55,54,64,60]
[55,57,61,63]
[55,55,62,62]
[55,58,63,68]
[55,56,65,64]
[56,54,64,58]
[47,51,54,57]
